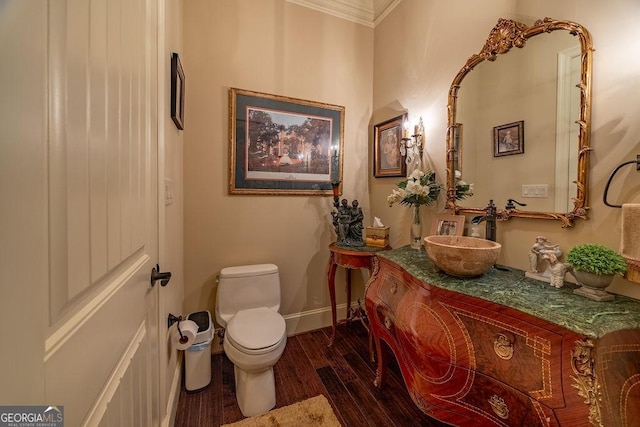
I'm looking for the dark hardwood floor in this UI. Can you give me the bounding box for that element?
[174,322,450,426]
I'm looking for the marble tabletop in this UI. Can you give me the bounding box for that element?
[377,246,640,338]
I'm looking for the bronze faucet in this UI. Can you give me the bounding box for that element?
[471,199,497,242]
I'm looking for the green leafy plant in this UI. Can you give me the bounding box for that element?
[566,243,628,276]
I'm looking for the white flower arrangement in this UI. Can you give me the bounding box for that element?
[387,169,441,208]
[454,170,474,200]
[387,169,473,209]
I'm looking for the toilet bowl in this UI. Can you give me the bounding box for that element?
[216,264,287,417]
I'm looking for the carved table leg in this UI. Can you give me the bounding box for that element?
[373,336,388,388]
[369,328,375,363]
[327,252,338,347]
[345,268,352,319]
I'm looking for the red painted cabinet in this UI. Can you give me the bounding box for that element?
[366,253,640,427]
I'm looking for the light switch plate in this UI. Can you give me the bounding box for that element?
[165,178,174,205]
[522,184,548,198]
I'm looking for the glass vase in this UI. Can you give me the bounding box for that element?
[410,204,422,249]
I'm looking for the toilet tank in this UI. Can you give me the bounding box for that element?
[215,264,281,327]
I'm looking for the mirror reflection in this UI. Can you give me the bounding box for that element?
[446,18,593,227]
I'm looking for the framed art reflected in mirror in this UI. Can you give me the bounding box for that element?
[453,123,462,172]
[373,114,407,177]
[493,120,524,157]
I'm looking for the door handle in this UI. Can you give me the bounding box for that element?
[151,264,172,287]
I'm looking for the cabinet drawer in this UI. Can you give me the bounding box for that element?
[455,369,558,427]
[374,269,411,311]
[444,300,565,408]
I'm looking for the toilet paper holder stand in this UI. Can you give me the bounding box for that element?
[168,313,182,328]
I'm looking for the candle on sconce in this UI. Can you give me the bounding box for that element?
[403,122,409,138]
[331,144,339,158]
[331,181,341,197]
[414,124,420,136]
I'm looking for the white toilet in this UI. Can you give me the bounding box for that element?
[215,264,287,417]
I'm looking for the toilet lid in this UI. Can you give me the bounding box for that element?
[226,307,286,351]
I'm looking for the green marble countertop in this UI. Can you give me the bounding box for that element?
[378,246,640,338]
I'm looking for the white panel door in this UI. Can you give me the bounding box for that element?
[43,0,162,425]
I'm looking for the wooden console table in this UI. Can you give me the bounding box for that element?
[327,243,390,347]
[366,246,640,427]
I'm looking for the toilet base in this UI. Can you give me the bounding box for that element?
[234,365,276,417]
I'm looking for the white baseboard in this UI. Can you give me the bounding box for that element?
[282,303,347,336]
[211,303,353,354]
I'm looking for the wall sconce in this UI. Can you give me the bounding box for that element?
[400,117,424,167]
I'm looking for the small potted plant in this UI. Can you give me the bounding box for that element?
[566,243,627,301]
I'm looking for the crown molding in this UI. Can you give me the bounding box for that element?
[373,0,401,27]
[286,0,400,28]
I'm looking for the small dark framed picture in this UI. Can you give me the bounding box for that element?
[373,114,407,177]
[493,120,524,157]
[171,52,185,130]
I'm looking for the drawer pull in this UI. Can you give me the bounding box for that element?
[494,333,514,360]
[384,316,392,330]
[390,282,398,294]
[488,395,509,419]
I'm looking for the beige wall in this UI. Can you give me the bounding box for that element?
[182,0,640,333]
[183,0,374,326]
[370,0,640,298]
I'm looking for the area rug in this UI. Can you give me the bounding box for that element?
[221,395,342,427]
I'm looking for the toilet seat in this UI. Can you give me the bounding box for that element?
[226,307,286,355]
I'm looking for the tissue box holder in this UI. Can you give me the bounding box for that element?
[365,226,390,247]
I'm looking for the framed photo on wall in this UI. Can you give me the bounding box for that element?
[430,214,465,236]
[373,114,407,177]
[493,120,524,157]
[171,52,185,130]
[229,88,344,195]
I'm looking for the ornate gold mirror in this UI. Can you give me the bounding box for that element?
[445,18,593,227]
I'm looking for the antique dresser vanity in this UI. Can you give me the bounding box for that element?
[365,246,640,426]
[365,16,639,426]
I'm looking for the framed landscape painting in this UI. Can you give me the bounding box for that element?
[229,88,344,195]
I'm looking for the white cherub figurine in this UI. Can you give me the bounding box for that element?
[542,252,570,288]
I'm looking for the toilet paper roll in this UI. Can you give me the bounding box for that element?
[172,319,199,350]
